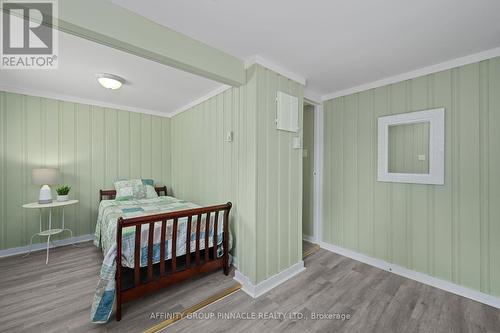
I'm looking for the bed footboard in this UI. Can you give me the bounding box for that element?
[115,202,232,321]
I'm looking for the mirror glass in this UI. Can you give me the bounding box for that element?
[387,121,430,174]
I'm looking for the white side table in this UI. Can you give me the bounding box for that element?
[22,200,79,264]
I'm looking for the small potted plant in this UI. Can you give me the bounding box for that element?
[56,185,71,202]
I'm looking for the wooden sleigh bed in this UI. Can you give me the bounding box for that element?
[99,187,232,321]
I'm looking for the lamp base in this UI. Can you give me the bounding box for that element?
[38,185,53,204]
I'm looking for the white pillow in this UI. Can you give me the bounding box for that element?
[145,185,158,199]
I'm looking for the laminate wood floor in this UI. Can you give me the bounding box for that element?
[1,241,499,333]
[302,240,319,256]
[170,247,500,333]
[0,241,237,333]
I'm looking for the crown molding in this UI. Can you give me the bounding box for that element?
[322,46,500,101]
[0,84,172,118]
[245,55,307,86]
[169,84,232,117]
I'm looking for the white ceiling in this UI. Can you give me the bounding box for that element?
[0,31,223,116]
[113,0,500,97]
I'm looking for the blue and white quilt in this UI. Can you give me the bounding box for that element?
[91,196,226,323]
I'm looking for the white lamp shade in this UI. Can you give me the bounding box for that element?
[32,168,60,185]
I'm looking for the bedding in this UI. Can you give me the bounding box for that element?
[91,196,227,323]
[113,179,145,200]
[145,184,158,199]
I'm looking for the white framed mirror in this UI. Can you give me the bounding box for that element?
[377,108,444,185]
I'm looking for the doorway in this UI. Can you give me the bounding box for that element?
[302,103,315,243]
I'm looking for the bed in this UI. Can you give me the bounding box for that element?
[91,186,232,323]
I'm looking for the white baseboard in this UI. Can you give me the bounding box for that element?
[0,234,94,258]
[302,234,316,243]
[319,241,500,310]
[234,261,305,298]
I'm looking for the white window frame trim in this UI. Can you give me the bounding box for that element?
[377,108,445,185]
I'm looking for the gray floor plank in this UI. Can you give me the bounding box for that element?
[1,241,499,333]
[170,247,500,333]
[0,241,237,333]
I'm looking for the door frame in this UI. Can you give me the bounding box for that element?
[303,99,323,244]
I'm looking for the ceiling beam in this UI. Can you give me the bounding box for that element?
[8,0,246,86]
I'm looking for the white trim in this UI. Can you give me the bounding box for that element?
[234,261,305,298]
[319,241,500,310]
[302,234,315,243]
[322,46,500,101]
[0,234,94,258]
[313,104,324,244]
[0,84,172,118]
[169,84,232,117]
[378,108,445,185]
[245,55,307,86]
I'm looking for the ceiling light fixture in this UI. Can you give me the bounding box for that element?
[96,73,125,90]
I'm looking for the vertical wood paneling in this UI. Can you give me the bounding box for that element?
[457,64,481,290]
[357,91,373,255]
[76,104,91,236]
[479,60,490,293]
[171,64,303,284]
[343,95,358,251]
[4,93,23,248]
[61,102,77,234]
[0,92,171,250]
[488,57,500,296]
[410,76,430,273]
[129,113,141,179]
[389,81,407,267]
[117,111,130,180]
[372,87,390,261]
[91,106,105,225]
[104,108,118,187]
[432,70,453,281]
[323,56,500,298]
[25,96,42,239]
[141,114,153,179]
[0,92,4,249]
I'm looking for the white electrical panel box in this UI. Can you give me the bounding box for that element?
[276,91,299,132]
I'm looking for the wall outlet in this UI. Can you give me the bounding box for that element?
[418,154,426,161]
[225,131,233,142]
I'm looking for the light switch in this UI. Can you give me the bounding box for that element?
[303,149,308,157]
[418,154,426,161]
[292,137,301,149]
[225,131,233,142]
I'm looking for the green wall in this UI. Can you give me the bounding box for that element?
[1,65,304,286]
[0,91,171,250]
[322,56,500,297]
[302,105,314,237]
[254,65,303,282]
[172,64,304,284]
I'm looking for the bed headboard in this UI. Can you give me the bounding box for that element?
[99,186,167,202]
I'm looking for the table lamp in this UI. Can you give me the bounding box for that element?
[32,168,60,204]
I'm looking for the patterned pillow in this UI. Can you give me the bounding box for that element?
[145,185,158,199]
[134,184,147,199]
[142,179,154,186]
[114,179,143,200]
